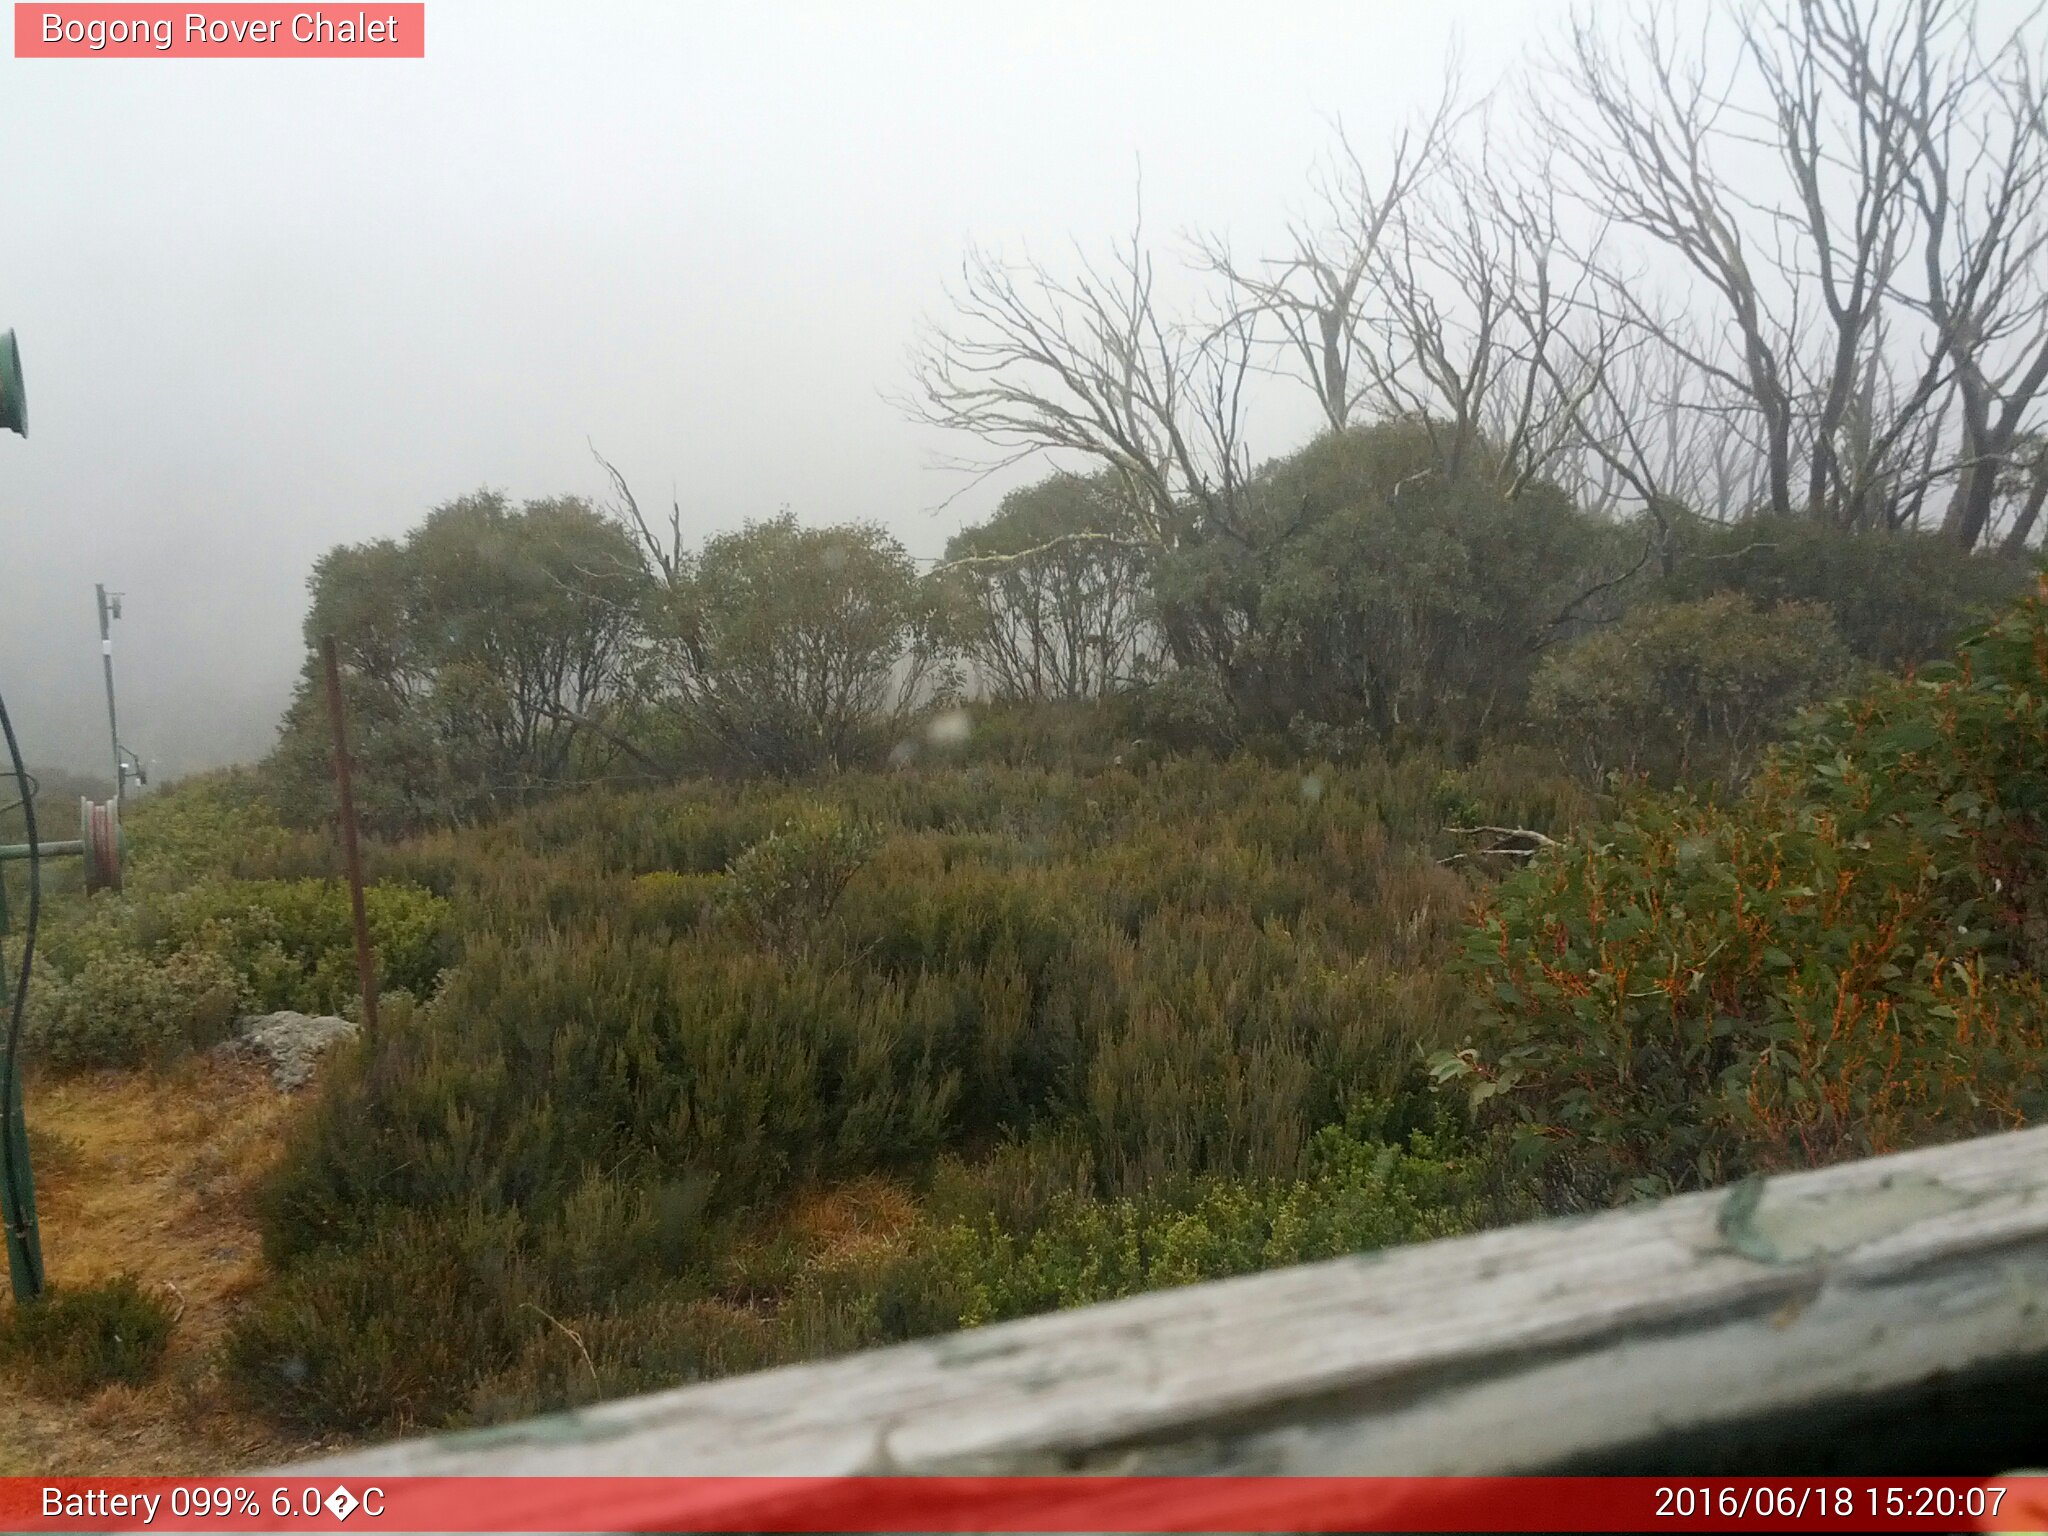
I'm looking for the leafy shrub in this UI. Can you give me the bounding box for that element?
[226,1207,539,1432]
[1659,517,2029,670]
[940,472,1155,703]
[457,1098,1517,1423]
[38,877,452,1020]
[25,947,241,1070]
[0,1275,177,1396]
[146,879,452,1012]
[718,810,881,956]
[1441,578,2048,1203]
[20,850,452,1071]
[930,698,1147,775]
[1132,668,1239,752]
[464,1292,783,1424]
[1428,769,1487,831]
[920,1105,1512,1327]
[119,770,302,889]
[627,869,722,937]
[657,513,960,776]
[1531,594,1854,785]
[1288,714,1376,763]
[231,747,1545,1431]
[266,492,652,836]
[1149,421,1639,739]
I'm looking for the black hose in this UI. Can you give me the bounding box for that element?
[0,684,44,1297]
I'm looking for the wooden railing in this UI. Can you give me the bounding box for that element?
[302,1124,2048,1479]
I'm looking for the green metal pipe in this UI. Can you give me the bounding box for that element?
[2,331,41,1301]
[1,1064,37,1301]
[0,841,84,860]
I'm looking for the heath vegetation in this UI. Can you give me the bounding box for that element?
[9,0,2048,1451]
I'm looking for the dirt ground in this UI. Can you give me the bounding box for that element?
[0,1060,334,1473]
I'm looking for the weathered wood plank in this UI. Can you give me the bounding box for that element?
[299,1125,2048,1477]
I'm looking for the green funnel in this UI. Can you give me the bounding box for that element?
[1,330,25,437]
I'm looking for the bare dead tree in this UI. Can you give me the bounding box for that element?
[1548,305,1764,540]
[1542,5,1809,519]
[1545,1,2048,551]
[1995,428,2048,551]
[1195,86,1462,433]
[1840,0,2048,549]
[905,191,1278,684]
[1749,0,1940,526]
[1539,2,1953,527]
[906,202,1262,556]
[590,442,685,591]
[1355,137,1611,494]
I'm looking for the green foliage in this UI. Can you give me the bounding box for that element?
[225,1207,540,1432]
[453,1098,1517,1423]
[118,769,303,889]
[920,1106,1513,1327]
[461,1292,784,1424]
[1152,422,1641,739]
[35,878,452,1025]
[719,809,881,956]
[1132,668,1241,752]
[1115,429,2022,755]
[627,869,723,935]
[1531,594,1854,785]
[1441,577,2048,1203]
[940,473,1155,702]
[6,766,451,1071]
[657,513,958,775]
[1659,517,2030,670]
[268,490,652,835]
[134,879,452,1013]
[926,697,1148,775]
[0,1275,177,1397]
[228,743,1586,1432]
[24,947,242,1070]
[234,440,2038,853]
[1428,769,1487,831]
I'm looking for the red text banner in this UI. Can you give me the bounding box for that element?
[3,1475,2047,1533]
[14,5,424,57]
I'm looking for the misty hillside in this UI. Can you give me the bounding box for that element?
[5,0,2048,1474]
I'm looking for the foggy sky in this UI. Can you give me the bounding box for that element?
[0,0,1564,781]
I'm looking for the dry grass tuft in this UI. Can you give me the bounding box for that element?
[787,1176,922,1271]
[0,1059,323,1472]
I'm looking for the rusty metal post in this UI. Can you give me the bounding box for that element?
[320,635,379,1047]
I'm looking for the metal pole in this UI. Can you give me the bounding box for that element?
[96,584,123,807]
[320,636,379,1047]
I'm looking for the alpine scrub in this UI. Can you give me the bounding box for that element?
[1441,578,2048,1201]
